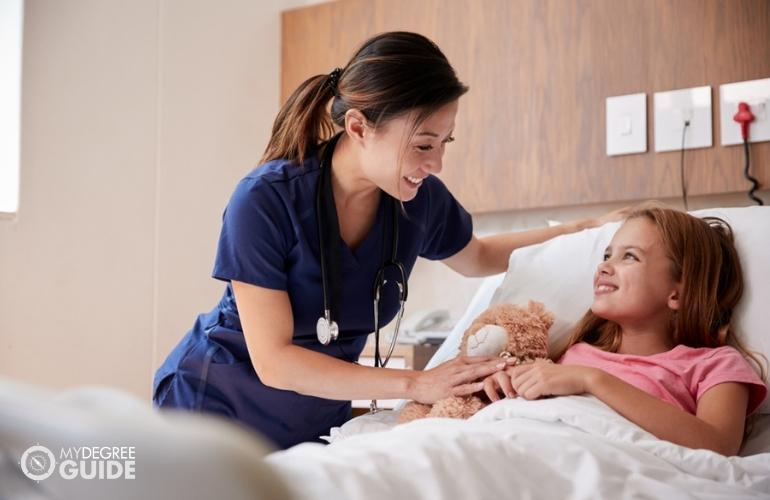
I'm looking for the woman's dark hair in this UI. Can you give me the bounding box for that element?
[261,31,469,165]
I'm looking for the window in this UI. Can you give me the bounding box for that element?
[0,0,23,214]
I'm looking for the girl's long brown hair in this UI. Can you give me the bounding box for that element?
[557,203,766,382]
[261,31,469,166]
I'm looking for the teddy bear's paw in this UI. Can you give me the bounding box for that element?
[428,395,488,419]
[428,397,471,419]
[398,402,432,423]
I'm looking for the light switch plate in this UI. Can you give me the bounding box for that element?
[654,86,712,153]
[606,93,646,156]
[719,77,770,146]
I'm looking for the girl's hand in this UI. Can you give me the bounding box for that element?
[409,355,509,404]
[506,360,601,400]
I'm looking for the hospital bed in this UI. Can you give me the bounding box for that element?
[265,205,770,499]
[1,206,769,499]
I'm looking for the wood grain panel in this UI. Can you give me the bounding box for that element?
[282,0,770,213]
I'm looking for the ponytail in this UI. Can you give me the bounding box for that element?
[260,73,336,166]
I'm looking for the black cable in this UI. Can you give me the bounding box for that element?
[743,138,764,206]
[679,120,690,211]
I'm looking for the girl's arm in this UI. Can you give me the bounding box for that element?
[493,361,749,456]
[587,371,748,456]
[442,207,629,277]
[232,280,504,403]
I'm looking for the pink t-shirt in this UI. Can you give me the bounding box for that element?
[559,342,767,415]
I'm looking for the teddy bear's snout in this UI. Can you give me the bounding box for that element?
[466,324,510,358]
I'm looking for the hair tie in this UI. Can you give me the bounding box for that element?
[327,67,342,97]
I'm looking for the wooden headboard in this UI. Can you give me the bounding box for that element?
[281,0,770,213]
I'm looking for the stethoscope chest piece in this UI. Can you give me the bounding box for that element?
[316,311,339,346]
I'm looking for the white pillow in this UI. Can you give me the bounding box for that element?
[429,206,770,413]
[491,220,622,357]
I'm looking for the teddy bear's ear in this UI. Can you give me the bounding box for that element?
[527,300,555,329]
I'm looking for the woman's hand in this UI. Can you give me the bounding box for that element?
[565,206,631,233]
[592,206,632,227]
[505,360,601,400]
[482,370,518,402]
[408,355,511,404]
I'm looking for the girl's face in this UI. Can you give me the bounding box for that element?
[361,100,458,202]
[591,218,681,326]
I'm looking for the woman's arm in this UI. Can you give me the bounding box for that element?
[232,280,505,403]
[442,207,629,277]
[497,361,749,456]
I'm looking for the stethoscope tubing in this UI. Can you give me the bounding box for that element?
[316,133,408,371]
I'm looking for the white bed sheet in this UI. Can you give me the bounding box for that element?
[325,407,770,457]
[266,397,770,499]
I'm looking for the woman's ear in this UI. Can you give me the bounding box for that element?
[344,109,370,145]
[667,284,682,311]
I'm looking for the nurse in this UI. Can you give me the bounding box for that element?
[153,31,625,450]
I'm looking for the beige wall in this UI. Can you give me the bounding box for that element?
[1,0,766,400]
[0,0,321,399]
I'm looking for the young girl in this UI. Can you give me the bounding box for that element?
[482,204,767,456]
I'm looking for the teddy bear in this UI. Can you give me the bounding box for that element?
[398,301,554,423]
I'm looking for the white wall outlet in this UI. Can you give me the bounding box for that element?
[606,93,646,156]
[719,77,770,146]
[654,86,712,153]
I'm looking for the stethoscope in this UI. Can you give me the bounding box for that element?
[314,132,408,413]
[192,133,407,415]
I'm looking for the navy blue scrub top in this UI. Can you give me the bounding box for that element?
[153,152,473,450]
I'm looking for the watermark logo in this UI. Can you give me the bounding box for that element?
[19,444,136,481]
[20,445,56,481]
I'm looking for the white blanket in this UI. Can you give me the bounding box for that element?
[266,396,770,499]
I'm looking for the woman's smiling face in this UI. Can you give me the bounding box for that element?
[360,100,458,202]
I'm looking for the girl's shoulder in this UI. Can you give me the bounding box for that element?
[657,345,763,386]
[562,342,742,364]
[663,344,744,363]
